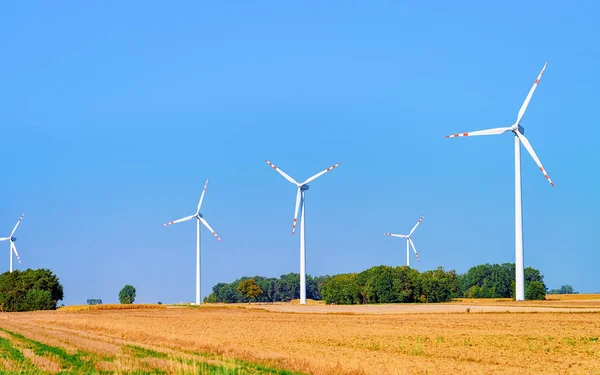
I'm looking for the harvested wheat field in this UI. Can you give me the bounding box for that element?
[1,301,600,374]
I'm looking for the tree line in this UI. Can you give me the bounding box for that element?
[206,263,549,304]
[205,273,327,303]
[548,285,577,294]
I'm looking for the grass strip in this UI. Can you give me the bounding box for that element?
[0,328,101,374]
[126,345,305,375]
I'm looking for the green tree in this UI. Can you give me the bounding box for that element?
[0,269,64,312]
[236,279,264,302]
[321,273,361,304]
[119,285,136,304]
[23,289,53,311]
[420,267,458,303]
[525,281,547,300]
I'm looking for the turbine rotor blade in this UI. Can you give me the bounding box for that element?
[199,217,222,242]
[408,215,424,236]
[292,187,301,235]
[10,241,21,264]
[162,215,196,227]
[301,162,341,185]
[10,213,25,237]
[446,127,512,138]
[197,179,209,214]
[265,160,299,185]
[383,232,407,238]
[516,62,547,125]
[408,238,420,262]
[515,131,554,187]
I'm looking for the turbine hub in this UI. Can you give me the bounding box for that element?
[518,124,525,135]
[196,214,203,219]
[10,237,16,242]
[300,184,309,191]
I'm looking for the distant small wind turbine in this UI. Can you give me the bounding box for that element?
[383,215,424,267]
[265,160,340,305]
[0,214,25,272]
[445,63,553,301]
[162,179,221,305]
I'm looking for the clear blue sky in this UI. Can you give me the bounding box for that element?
[1,2,598,304]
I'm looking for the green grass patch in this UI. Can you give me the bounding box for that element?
[0,328,102,374]
[126,345,169,360]
[125,344,305,375]
[0,334,53,374]
[0,328,305,375]
[0,336,27,363]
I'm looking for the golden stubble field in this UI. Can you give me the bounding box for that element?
[1,300,600,375]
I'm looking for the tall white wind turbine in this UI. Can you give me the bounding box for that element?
[162,179,221,305]
[266,160,340,305]
[446,63,553,301]
[0,214,25,273]
[383,215,424,267]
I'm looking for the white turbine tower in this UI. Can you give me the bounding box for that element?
[163,179,222,305]
[0,214,25,273]
[266,160,340,305]
[383,215,424,267]
[446,63,553,301]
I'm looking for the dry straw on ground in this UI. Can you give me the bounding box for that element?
[58,303,167,312]
[0,297,599,374]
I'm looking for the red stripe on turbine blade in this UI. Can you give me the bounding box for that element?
[463,133,468,136]
[454,134,459,137]
[535,79,539,84]
[551,182,555,187]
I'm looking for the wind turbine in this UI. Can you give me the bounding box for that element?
[265,160,340,305]
[445,63,553,301]
[383,215,424,267]
[0,214,24,273]
[162,179,221,305]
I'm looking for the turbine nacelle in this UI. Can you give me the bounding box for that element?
[195,213,204,219]
[511,124,525,135]
[300,184,310,191]
[10,237,16,242]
